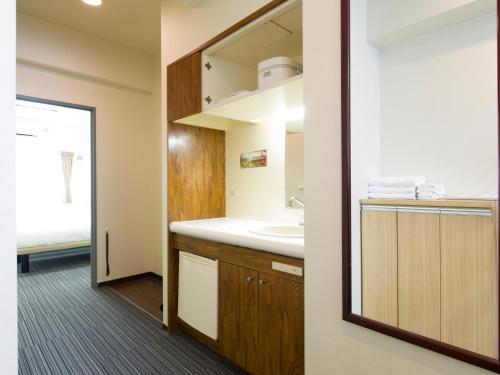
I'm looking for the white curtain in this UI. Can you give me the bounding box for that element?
[60,151,74,204]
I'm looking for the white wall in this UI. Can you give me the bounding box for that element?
[0,0,18,373]
[226,120,303,224]
[17,13,153,94]
[151,50,163,276]
[17,14,163,281]
[379,12,497,198]
[305,0,493,374]
[349,0,381,314]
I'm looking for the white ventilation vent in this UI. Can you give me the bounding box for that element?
[177,0,205,7]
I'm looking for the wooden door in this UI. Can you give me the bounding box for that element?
[167,52,202,121]
[440,211,498,358]
[258,272,304,375]
[361,208,398,326]
[398,210,441,339]
[219,262,259,373]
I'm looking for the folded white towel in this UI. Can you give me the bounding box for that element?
[368,186,416,194]
[418,183,445,190]
[368,193,417,200]
[417,184,446,194]
[368,176,426,188]
[418,189,446,194]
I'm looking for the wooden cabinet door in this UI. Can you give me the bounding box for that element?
[167,52,202,121]
[440,212,498,358]
[398,210,441,339]
[219,262,259,373]
[361,208,398,326]
[258,273,304,375]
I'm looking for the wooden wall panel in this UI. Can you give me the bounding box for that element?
[398,212,441,340]
[167,122,225,222]
[167,53,202,122]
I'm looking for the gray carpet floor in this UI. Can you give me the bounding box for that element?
[17,253,245,375]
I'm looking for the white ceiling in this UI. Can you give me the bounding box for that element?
[17,0,161,54]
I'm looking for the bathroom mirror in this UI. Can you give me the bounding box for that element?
[342,0,500,372]
[285,120,304,209]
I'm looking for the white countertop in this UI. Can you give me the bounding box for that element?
[169,217,304,259]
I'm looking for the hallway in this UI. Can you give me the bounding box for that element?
[17,253,243,375]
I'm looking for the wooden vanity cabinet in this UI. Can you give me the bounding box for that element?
[397,210,441,339]
[361,208,398,326]
[172,234,304,375]
[360,199,498,358]
[440,212,498,358]
[219,262,259,374]
[219,262,304,375]
[258,272,304,375]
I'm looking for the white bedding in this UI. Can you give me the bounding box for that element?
[17,205,91,249]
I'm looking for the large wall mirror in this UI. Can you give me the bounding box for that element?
[341,0,500,371]
[286,119,304,208]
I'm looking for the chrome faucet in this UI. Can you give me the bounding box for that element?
[288,196,304,208]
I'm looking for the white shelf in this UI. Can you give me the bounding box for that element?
[175,75,304,129]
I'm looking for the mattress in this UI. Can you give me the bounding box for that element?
[17,205,91,251]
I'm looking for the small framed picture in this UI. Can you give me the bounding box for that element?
[240,149,267,168]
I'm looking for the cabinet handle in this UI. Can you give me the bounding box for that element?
[259,279,267,285]
[205,62,212,71]
[205,96,212,104]
[247,276,254,283]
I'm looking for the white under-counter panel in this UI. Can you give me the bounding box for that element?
[169,217,304,259]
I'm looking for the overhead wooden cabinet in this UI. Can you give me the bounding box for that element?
[397,210,440,339]
[361,207,398,326]
[440,210,498,358]
[167,52,202,121]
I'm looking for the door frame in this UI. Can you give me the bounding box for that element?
[16,95,98,288]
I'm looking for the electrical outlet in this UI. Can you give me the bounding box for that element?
[272,261,303,276]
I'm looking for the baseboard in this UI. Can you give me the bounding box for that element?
[97,271,162,287]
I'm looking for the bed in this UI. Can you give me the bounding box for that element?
[17,205,91,273]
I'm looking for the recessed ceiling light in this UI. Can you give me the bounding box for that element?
[82,0,102,6]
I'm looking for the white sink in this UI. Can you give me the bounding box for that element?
[250,225,304,238]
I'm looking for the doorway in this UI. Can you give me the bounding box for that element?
[15,95,97,288]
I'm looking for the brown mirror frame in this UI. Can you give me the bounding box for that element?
[341,0,500,372]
